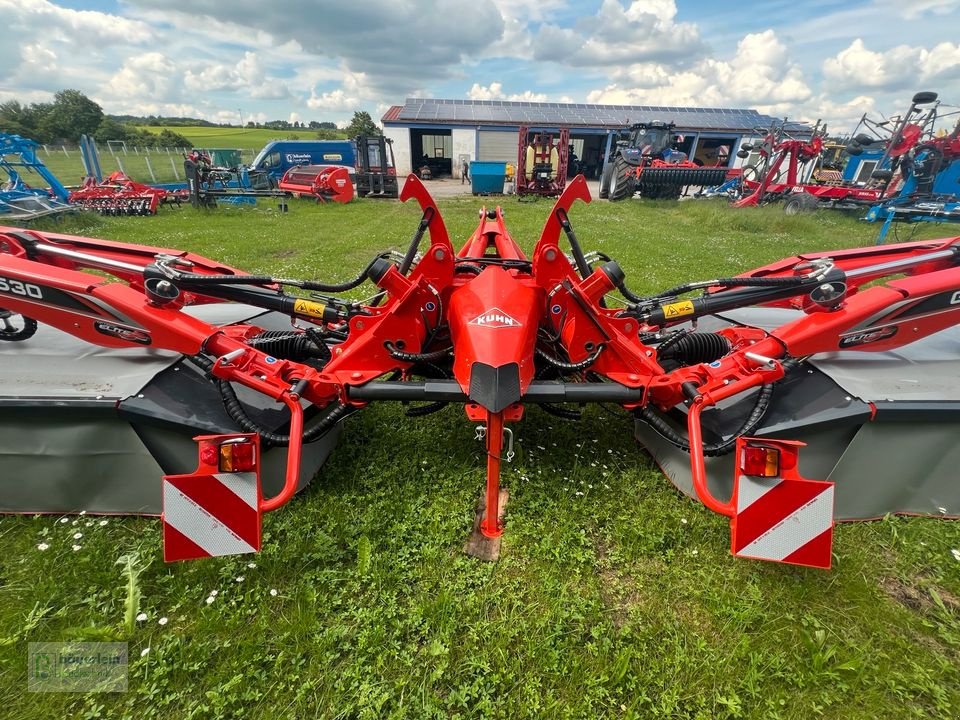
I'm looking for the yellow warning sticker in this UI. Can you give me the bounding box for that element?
[294,299,327,318]
[662,300,695,319]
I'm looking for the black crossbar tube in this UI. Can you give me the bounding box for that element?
[348,380,644,404]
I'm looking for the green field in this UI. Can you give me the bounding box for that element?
[16,126,348,190]
[135,125,345,150]
[1,197,959,719]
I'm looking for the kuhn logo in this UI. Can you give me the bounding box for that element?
[469,308,521,329]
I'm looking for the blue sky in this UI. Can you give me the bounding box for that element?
[2,0,959,132]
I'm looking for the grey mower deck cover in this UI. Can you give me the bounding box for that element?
[636,308,960,520]
[0,304,339,514]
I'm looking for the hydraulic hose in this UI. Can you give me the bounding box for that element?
[187,353,353,448]
[384,341,452,363]
[555,207,592,279]
[536,344,604,372]
[637,358,798,456]
[155,254,388,293]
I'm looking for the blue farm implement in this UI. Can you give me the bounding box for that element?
[866,118,960,242]
[0,134,73,221]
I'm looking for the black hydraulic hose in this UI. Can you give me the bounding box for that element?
[555,207,592,279]
[536,344,604,372]
[370,209,436,307]
[384,341,452,363]
[638,274,823,306]
[540,403,582,421]
[158,254,387,293]
[187,353,353,448]
[400,207,434,275]
[637,358,798,456]
[652,329,689,356]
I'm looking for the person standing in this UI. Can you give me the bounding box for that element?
[461,158,470,184]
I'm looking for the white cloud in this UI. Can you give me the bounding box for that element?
[100,53,179,105]
[182,52,291,100]
[586,30,811,114]
[823,39,960,92]
[307,88,360,112]
[534,0,702,66]
[0,0,152,45]
[467,82,547,102]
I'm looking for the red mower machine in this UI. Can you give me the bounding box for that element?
[601,121,730,201]
[3,175,960,568]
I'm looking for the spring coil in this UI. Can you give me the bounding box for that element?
[248,330,330,363]
[657,332,731,366]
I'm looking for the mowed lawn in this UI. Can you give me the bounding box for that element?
[1,194,959,719]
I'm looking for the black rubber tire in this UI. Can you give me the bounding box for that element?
[847,143,863,156]
[0,310,38,341]
[783,192,819,215]
[740,164,760,183]
[854,134,875,146]
[912,91,938,105]
[608,156,636,201]
[599,162,613,199]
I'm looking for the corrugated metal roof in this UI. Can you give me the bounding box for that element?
[381,105,403,123]
[383,98,809,135]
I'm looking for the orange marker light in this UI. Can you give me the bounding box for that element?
[742,446,780,478]
[219,439,256,473]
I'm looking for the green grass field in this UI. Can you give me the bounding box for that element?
[135,126,344,150]
[1,197,959,719]
[15,125,339,189]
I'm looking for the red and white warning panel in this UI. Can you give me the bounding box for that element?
[162,435,262,562]
[730,439,835,569]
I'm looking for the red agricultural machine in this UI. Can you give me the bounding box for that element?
[278,165,354,203]
[600,121,730,201]
[733,93,945,212]
[516,126,569,198]
[69,171,182,216]
[3,175,960,569]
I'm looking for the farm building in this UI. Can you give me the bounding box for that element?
[381,97,810,178]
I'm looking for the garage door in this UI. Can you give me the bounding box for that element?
[478,131,518,163]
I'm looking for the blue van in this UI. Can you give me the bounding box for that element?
[249,140,357,182]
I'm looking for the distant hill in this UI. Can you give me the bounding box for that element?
[111,115,217,127]
[133,125,348,150]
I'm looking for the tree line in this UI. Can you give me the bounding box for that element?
[0,89,382,147]
[0,90,194,148]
